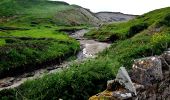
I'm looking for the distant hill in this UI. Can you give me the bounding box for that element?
[0,0,136,27]
[86,7,170,42]
[0,0,100,26]
[95,12,136,23]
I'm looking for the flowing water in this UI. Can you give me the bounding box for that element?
[0,29,110,91]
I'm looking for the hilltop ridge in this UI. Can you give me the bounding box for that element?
[0,0,135,26]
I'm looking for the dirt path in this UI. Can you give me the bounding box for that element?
[0,29,111,91]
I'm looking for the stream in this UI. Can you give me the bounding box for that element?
[0,29,111,91]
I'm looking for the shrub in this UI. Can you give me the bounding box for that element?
[127,23,148,37]
[158,13,170,26]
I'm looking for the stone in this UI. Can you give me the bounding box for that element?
[107,80,115,91]
[160,51,170,70]
[131,56,163,86]
[107,80,124,91]
[115,67,137,95]
[121,93,132,98]
[46,67,56,71]
[112,89,133,100]
[133,83,144,91]
[8,77,15,82]
[89,52,170,100]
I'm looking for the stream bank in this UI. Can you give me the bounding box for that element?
[0,29,111,91]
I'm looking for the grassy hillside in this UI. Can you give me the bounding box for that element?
[1,7,170,100]
[0,0,87,77]
[85,7,170,41]
[0,0,100,26]
[0,27,80,78]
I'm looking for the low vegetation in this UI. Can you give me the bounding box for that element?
[0,27,80,78]
[0,39,5,46]
[85,7,170,42]
[0,1,170,100]
[0,0,99,26]
[1,25,170,99]
[0,59,114,100]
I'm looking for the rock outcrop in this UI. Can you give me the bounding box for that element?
[89,49,170,100]
[95,12,136,23]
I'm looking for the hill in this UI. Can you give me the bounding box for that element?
[0,6,170,100]
[0,0,136,27]
[85,7,170,41]
[0,0,84,78]
[0,0,100,26]
[0,0,136,78]
[95,12,136,23]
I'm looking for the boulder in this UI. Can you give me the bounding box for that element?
[106,80,124,91]
[131,56,163,86]
[112,90,133,100]
[115,67,137,95]
[160,50,170,70]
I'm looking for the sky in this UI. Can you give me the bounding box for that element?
[51,0,170,15]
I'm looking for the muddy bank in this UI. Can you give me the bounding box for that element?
[0,29,111,91]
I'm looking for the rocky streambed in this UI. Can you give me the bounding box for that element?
[0,29,110,91]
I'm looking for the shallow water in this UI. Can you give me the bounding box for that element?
[0,29,110,91]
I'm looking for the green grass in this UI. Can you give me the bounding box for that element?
[1,7,170,100]
[0,39,5,46]
[85,7,170,42]
[0,59,114,100]
[10,29,71,40]
[56,26,88,31]
[0,0,71,17]
[1,27,170,99]
[0,0,99,26]
[0,27,80,78]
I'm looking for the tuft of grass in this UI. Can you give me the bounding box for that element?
[0,39,5,46]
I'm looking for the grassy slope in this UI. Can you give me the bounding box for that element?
[0,39,5,46]
[0,0,82,77]
[85,7,170,41]
[0,0,100,26]
[0,27,80,78]
[1,7,170,100]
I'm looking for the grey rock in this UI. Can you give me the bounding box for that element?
[107,80,124,91]
[95,12,136,23]
[116,67,137,95]
[131,56,163,86]
[107,80,115,91]
[46,67,56,71]
[112,90,133,100]
[161,51,170,71]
